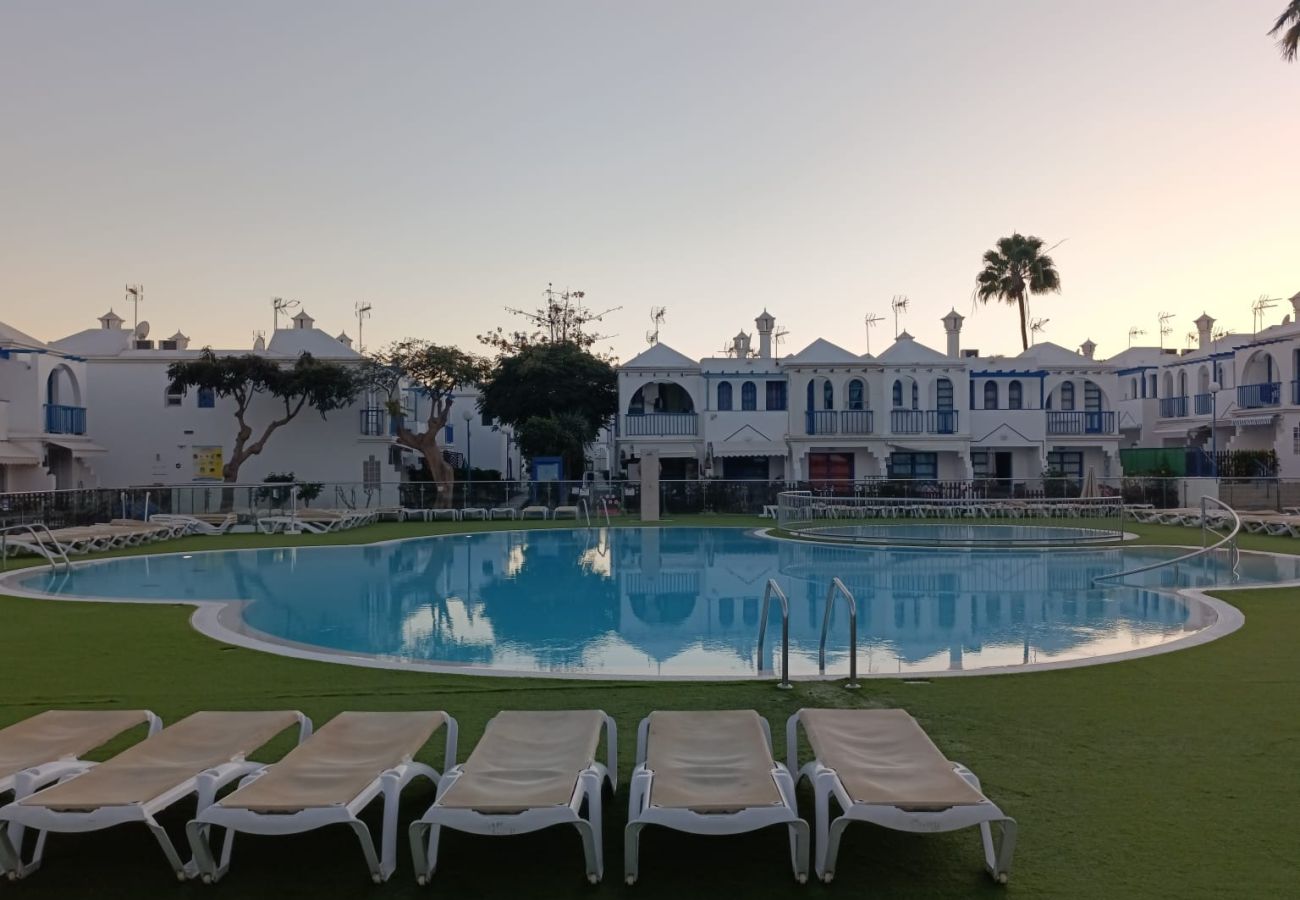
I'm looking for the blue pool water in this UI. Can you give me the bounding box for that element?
[18,528,1298,677]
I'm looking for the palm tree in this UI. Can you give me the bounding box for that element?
[1270,1,1300,61]
[974,233,1062,352]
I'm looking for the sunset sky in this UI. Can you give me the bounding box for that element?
[2,0,1297,362]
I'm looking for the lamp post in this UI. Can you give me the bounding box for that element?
[1208,381,1220,478]
[461,408,474,509]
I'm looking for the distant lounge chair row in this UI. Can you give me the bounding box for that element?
[256,509,377,534]
[1,519,196,558]
[0,707,1014,888]
[409,505,582,522]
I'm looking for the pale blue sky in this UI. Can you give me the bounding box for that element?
[2,1,1296,360]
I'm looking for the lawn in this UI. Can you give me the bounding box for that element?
[1,516,1297,898]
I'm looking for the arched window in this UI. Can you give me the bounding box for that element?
[741,381,757,411]
[911,381,919,409]
[717,382,732,411]
[892,380,903,408]
[847,379,865,410]
[1084,380,1102,411]
[983,381,999,410]
[807,379,816,411]
[1008,380,1023,409]
[1060,382,1075,411]
[823,380,834,410]
[1177,371,1187,398]
[936,378,954,411]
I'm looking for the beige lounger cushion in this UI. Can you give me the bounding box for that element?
[0,710,153,782]
[23,711,301,810]
[800,708,986,811]
[646,710,783,812]
[436,710,604,812]
[217,711,447,812]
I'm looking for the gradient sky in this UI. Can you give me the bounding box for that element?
[2,1,1297,362]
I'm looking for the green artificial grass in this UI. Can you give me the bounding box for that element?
[1,516,1297,897]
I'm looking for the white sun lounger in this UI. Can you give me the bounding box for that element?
[520,506,550,520]
[430,509,459,521]
[0,710,309,880]
[552,505,580,520]
[410,709,616,885]
[460,508,487,521]
[187,711,455,884]
[624,710,808,884]
[488,507,517,520]
[787,708,1017,885]
[150,513,238,535]
[0,709,162,875]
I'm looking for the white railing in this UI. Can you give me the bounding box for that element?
[0,523,72,572]
[1094,496,1240,585]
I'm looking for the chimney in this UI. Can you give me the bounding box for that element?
[336,332,353,349]
[941,309,964,358]
[98,309,124,330]
[1290,291,1300,319]
[1194,312,1215,350]
[755,310,775,358]
[291,310,315,331]
[1079,339,1096,359]
[168,331,190,351]
[732,331,751,358]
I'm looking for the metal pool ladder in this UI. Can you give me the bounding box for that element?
[756,578,792,689]
[1,523,73,573]
[818,577,860,688]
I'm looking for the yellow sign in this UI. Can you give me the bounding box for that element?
[193,446,223,481]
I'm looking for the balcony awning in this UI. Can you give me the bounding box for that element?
[44,438,108,456]
[711,441,787,458]
[0,441,42,465]
[1232,415,1276,427]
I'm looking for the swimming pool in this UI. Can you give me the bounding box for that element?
[13,527,1295,678]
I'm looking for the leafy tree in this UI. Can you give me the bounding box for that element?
[974,233,1062,351]
[1271,1,1300,61]
[361,340,489,506]
[477,284,619,360]
[166,350,357,500]
[512,412,592,478]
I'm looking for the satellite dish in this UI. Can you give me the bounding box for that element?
[135,320,151,339]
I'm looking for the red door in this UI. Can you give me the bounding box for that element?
[808,452,854,494]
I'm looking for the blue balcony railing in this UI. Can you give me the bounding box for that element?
[891,409,958,435]
[359,408,387,436]
[805,410,837,435]
[1159,396,1188,418]
[1237,382,1280,409]
[1293,381,1300,405]
[1046,410,1115,435]
[1193,393,1212,415]
[840,409,873,434]
[623,412,698,436]
[44,404,87,435]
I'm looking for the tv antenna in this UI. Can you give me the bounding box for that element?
[355,301,373,354]
[1157,312,1174,349]
[1252,295,1279,334]
[864,313,885,354]
[124,284,144,336]
[646,307,667,346]
[1029,318,1049,344]
[1127,327,1146,347]
[272,297,300,332]
[773,325,790,358]
[1185,331,1198,351]
[890,295,909,338]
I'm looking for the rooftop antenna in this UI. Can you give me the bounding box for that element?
[1157,312,1174,349]
[1251,294,1279,334]
[124,284,143,336]
[864,313,884,354]
[1185,331,1198,351]
[1127,326,1146,347]
[773,325,790,358]
[1030,318,1050,345]
[1212,325,1229,341]
[355,301,373,354]
[272,297,300,333]
[890,295,909,338]
[646,306,666,346]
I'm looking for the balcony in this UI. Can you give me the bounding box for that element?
[623,412,698,436]
[1046,410,1115,435]
[891,409,958,435]
[1193,393,1213,415]
[840,410,873,434]
[44,404,87,435]
[1158,396,1188,418]
[1237,382,1280,409]
[1294,381,1300,405]
[805,410,836,435]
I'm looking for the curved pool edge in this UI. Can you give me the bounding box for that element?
[0,529,1285,682]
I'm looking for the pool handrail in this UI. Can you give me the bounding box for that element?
[818,577,860,688]
[1093,496,1240,585]
[0,523,73,572]
[756,578,792,689]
